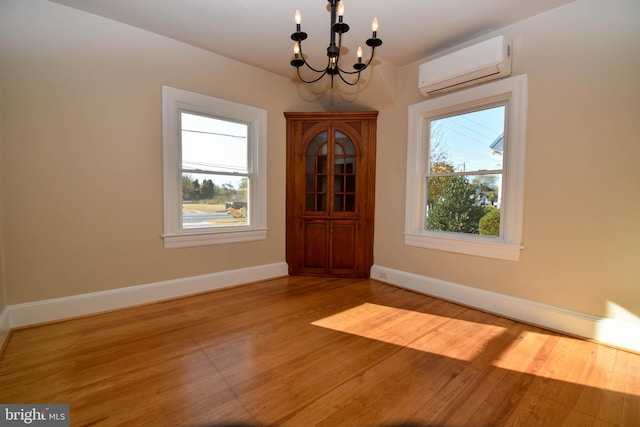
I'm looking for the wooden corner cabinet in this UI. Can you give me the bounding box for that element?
[285,111,377,278]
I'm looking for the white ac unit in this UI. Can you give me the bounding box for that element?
[418,35,511,97]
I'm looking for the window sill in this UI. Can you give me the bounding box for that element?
[163,228,267,249]
[404,232,523,261]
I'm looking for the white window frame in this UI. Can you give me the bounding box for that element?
[162,86,267,249]
[405,74,527,261]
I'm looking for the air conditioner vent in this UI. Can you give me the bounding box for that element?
[418,36,512,97]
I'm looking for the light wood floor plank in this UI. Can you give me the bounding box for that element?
[1,277,638,426]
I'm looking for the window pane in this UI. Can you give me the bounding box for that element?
[430,106,505,174]
[426,174,501,236]
[182,172,248,228]
[181,112,248,174]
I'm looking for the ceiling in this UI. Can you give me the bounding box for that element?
[49,0,576,80]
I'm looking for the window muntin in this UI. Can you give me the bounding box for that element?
[405,74,527,261]
[162,86,267,248]
[425,106,505,237]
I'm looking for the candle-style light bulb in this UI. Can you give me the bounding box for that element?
[338,2,344,17]
[371,17,379,32]
[293,42,300,56]
[294,9,302,33]
[357,46,363,62]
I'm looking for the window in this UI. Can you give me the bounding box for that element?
[162,86,267,248]
[405,75,527,260]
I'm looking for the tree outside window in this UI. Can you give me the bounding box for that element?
[425,106,505,237]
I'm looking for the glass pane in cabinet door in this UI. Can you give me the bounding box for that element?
[317,155,327,174]
[306,156,315,174]
[346,175,355,192]
[307,132,328,154]
[333,131,357,213]
[335,131,350,146]
[317,176,327,193]
[316,194,326,211]
[305,175,315,192]
[344,140,356,155]
[345,157,355,174]
[304,131,329,213]
[345,194,355,211]
[305,194,315,211]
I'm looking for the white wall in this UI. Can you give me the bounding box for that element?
[0,0,321,304]
[375,0,640,328]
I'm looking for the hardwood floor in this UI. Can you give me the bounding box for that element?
[1,276,638,426]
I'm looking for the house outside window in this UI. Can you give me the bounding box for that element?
[405,75,527,260]
[162,86,267,249]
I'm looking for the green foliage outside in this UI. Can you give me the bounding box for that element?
[479,207,500,236]
[182,175,247,204]
[427,162,455,210]
[426,175,485,234]
[182,175,214,201]
[426,139,500,236]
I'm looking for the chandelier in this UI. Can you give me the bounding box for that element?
[290,0,382,87]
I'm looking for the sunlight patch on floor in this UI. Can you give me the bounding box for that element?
[311,303,506,362]
[312,303,640,396]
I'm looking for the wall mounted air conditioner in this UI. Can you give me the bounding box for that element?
[418,35,511,97]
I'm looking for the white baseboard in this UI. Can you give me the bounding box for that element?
[0,306,10,350]
[5,262,638,354]
[371,264,640,353]
[7,262,288,329]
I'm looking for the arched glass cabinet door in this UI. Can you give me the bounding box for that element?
[305,131,328,212]
[333,131,356,212]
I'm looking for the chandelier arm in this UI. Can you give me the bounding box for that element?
[336,46,378,75]
[297,43,332,74]
[336,69,361,86]
[296,65,329,84]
